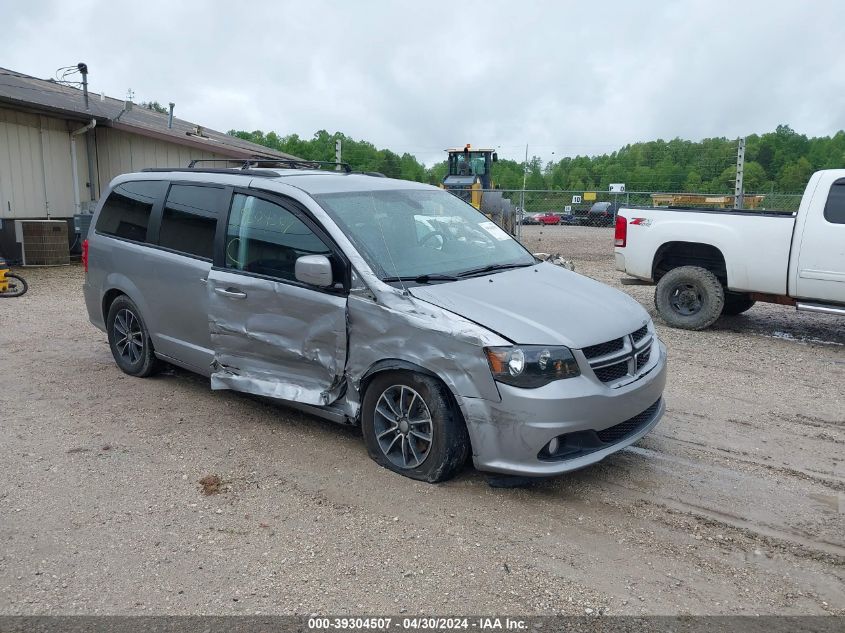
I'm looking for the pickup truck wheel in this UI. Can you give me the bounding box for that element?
[722,293,756,315]
[655,266,725,330]
[362,371,469,483]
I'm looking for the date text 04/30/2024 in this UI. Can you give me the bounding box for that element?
[307,617,528,630]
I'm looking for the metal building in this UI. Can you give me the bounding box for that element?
[0,65,296,263]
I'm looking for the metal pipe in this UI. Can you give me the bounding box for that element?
[85,129,97,203]
[796,302,845,316]
[168,102,174,129]
[70,119,97,214]
[77,63,89,110]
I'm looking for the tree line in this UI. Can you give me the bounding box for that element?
[229,125,845,194]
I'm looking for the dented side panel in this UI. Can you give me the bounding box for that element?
[344,290,506,405]
[206,269,347,406]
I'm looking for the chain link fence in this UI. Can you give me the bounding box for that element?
[467,189,803,238]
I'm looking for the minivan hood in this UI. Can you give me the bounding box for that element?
[409,262,648,349]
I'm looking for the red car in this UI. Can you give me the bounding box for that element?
[536,212,561,225]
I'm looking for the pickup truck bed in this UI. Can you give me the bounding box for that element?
[613,169,845,329]
[615,207,797,295]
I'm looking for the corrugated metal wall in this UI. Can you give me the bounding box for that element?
[93,127,222,198]
[0,108,86,219]
[0,106,228,221]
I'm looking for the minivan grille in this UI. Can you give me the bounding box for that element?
[582,337,624,359]
[597,399,662,443]
[537,398,663,462]
[594,361,630,383]
[636,346,652,371]
[582,324,654,385]
[632,325,649,342]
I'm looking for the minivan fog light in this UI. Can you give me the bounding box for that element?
[547,437,560,455]
[485,346,581,388]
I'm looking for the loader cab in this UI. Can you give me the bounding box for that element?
[445,145,496,190]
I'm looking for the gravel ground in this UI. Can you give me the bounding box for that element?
[0,226,842,616]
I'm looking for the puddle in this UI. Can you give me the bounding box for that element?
[764,331,844,347]
[809,493,843,513]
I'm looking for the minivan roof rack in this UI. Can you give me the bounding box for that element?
[186,158,353,173]
[141,167,281,177]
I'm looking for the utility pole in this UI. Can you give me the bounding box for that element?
[735,137,746,209]
[519,143,528,241]
[335,139,342,170]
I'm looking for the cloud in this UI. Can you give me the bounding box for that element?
[4,0,844,165]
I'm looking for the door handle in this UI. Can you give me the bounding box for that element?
[214,287,247,299]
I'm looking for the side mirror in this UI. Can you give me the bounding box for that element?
[295,254,333,288]
[492,152,498,162]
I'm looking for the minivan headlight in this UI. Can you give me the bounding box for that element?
[484,346,580,388]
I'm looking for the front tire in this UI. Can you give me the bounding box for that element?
[361,372,469,483]
[106,295,160,377]
[655,266,725,330]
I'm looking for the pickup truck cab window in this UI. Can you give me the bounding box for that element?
[823,180,845,224]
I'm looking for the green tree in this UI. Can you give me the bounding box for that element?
[140,101,168,114]
[228,125,844,194]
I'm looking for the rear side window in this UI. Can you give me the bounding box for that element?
[224,193,331,281]
[158,184,221,259]
[823,180,845,224]
[95,181,159,241]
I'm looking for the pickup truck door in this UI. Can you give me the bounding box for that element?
[206,191,348,406]
[794,177,845,303]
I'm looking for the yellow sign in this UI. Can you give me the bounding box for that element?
[583,192,597,201]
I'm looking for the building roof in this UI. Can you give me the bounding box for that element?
[0,67,297,161]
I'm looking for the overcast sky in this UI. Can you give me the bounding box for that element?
[3,0,844,165]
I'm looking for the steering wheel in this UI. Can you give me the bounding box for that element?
[419,230,447,249]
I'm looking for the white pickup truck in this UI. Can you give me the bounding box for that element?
[614,169,845,330]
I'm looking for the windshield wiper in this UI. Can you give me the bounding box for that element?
[382,273,458,284]
[457,262,534,277]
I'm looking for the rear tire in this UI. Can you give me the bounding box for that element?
[655,266,724,330]
[106,295,160,377]
[481,191,505,226]
[361,371,469,483]
[722,292,756,315]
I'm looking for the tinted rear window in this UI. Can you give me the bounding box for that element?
[96,181,160,241]
[823,181,845,224]
[158,184,221,259]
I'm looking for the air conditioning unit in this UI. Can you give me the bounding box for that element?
[14,220,70,266]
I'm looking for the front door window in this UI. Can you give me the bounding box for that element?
[224,193,332,281]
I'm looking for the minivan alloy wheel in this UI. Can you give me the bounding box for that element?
[113,308,144,363]
[373,385,433,469]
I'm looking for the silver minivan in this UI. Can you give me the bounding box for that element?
[83,161,667,482]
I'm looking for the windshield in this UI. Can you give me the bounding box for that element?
[315,188,534,281]
[448,152,488,177]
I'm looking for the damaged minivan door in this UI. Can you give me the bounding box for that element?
[206,191,348,405]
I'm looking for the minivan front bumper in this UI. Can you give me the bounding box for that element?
[461,340,667,477]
